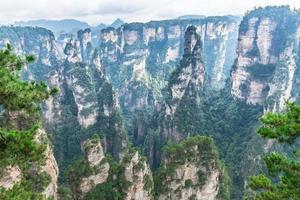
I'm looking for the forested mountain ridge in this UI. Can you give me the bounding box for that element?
[0,5,299,200]
[99,16,239,147]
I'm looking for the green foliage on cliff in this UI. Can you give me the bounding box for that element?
[0,126,46,170]
[65,157,93,198]
[154,135,230,199]
[83,154,131,200]
[0,44,57,128]
[0,45,57,199]
[49,61,126,182]
[0,55,56,112]
[246,102,300,199]
[258,102,300,143]
[148,86,262,199]
[67,141,149,199]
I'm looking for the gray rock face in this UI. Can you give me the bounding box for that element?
[72,137,153,200]
[35,129,59,199]
[77,28,93,63]
[155,25,206,143]
[0,166,22,190]
[0,26,128,183]
[123,151,153,200]
[168,26,205,114]
[98,17,239,146]
[0,128,59,199]
[231,6,300,111]
[143,26,207,167]
[79,137,110,196]
[100,17,239,113]
[59,31,128,159]
[156,136,229,200]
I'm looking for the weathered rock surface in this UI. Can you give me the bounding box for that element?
[231,6,300,111]
[156,136,229,200]
[79,137,110,196]
[0,166,22,190]
[123,150,153,200]
[99,17,239,146]
[0,128,59,199]
[35,129,59,199]
[152,25,206,144]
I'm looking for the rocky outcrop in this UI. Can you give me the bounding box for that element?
[78,28,93,63]
[0,166,22,190]
[167,25,205,115]
[79,137,110,196]
[35,129,59,199]
[231,6,300,110]
[0,26,64,123]
[98,17,239,146]
[152,25,206,143]
[0,128,59,199]
[155,136,229,200]
[123,150,153,200]
[101,17,239,103]
[69,136,153,200]
[0,26,129,195]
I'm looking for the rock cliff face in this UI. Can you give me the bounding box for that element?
[35,129,59,199]
[123,150,153,200]
[231,6,300,111]
[155,136,229,200]
[166,26,205,118]
[78,137,110,197]
[0,26,128,185]
[0,26,63,123]
[99,17,239,145]
[0,128,59,199]
[101,17,239,102]
[2,12,284,199]
[152,25,206,144]
[69,136,153,200]
[54,28,128,170]
[0,166,22,190]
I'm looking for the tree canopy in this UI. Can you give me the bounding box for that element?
[0,44,58,199]
[246,102,300,200]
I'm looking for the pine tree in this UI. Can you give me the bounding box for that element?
[0,44,58,199]
[246,102,300,199]
[0,44,58,129]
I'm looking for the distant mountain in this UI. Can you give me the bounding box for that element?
[177,15,206,19]
[15,18,125,37]
[110,18,124,28]
[15,19,90,36]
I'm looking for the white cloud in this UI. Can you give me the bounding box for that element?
[0,0,299,25]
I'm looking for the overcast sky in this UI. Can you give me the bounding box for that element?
[1,0,300,25]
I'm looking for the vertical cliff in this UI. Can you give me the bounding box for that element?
[150,25,206,144]
[231,6,300,111]
[155,136,230,200]
[144,22,263,199]
[0,27,60,199]
[101,17,239,103]
[166,25,205,118]
[67,135,153,200]
[0,26,63,123]
[0,128,59,199]
[0,26,129,184]
[51,28,128,174]
[99,17,239,145]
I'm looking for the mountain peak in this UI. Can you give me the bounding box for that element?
[177,15,206,19]
[110,18,124,28]
[184,25,202,56]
